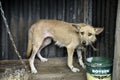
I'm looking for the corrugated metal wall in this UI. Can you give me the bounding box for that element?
[0,0,86,60]
[0,0,118,60]
[91,0,118,58]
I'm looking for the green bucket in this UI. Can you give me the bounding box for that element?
[85,57,113,80]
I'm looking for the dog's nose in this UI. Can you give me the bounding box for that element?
[82,41,86,45]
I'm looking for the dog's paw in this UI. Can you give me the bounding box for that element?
[31,69,38,74]
[41,58,48,62]
[71,67,80,72]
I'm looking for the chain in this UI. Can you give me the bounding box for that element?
[0,2,29,71]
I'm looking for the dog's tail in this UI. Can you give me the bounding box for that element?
[26,29,32,58]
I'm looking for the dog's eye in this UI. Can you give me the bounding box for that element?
[80,32,84,35]
[88,33,92,36]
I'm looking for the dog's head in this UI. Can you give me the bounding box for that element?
[72,23,104,46]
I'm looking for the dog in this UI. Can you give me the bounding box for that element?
[26,20,104,73]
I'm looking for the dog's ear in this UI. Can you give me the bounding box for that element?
[94,27,104,35]
[72,24,80,33]
[72,23,86,32]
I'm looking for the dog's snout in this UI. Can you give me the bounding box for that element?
[82,40,86,45]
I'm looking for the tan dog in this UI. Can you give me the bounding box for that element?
[26,20,103,73]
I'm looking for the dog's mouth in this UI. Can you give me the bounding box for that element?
[81,41,98,51]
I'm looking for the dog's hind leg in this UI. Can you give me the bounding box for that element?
[29,43,40,73]
[37,38,52,62]
[77,49,85,69]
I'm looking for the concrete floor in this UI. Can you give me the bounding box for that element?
[0,57,87,80]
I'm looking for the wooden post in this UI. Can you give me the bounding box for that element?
[112,0,120,80]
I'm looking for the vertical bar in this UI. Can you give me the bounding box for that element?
[84,0,88,24]
[105,0,110,57]
[2,0,9,59]
[100,0,105,57]
[88,0,92,25]
[108,0,118,58]
[0,13,2,59]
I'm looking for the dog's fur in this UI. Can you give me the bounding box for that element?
[26,20,103,73]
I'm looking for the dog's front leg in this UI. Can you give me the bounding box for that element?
[67,47,80,72]
[77,49,85,68]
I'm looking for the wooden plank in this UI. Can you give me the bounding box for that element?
[113,0,120,80]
